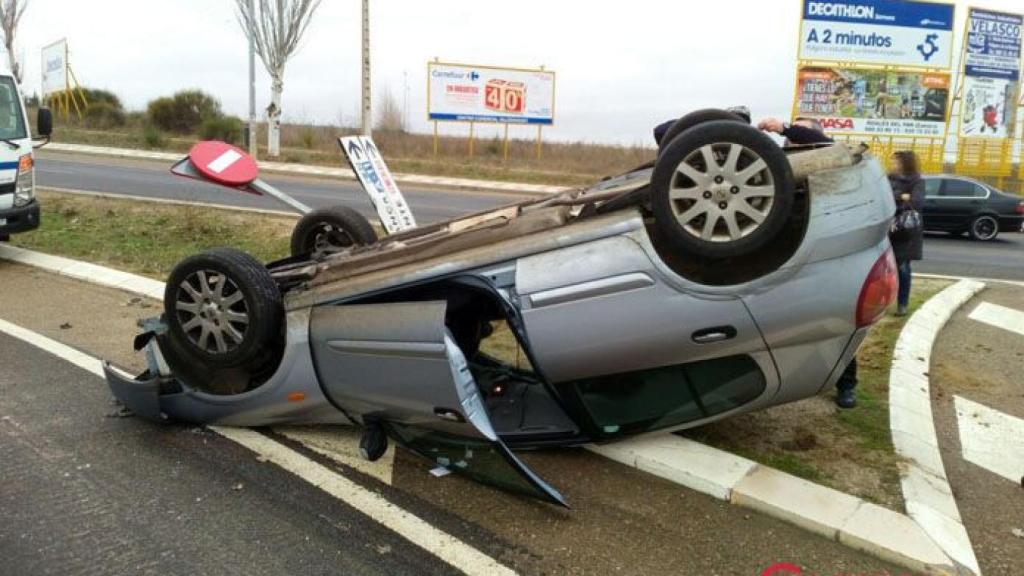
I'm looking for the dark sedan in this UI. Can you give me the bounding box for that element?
[922,176,1024,241]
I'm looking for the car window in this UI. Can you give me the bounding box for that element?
[942,179,986,198]
[564,355,765,438]
[923,179,941,198]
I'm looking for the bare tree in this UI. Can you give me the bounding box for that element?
[375,85,404,132]
[235,0,321,157]
[0,0,28,83]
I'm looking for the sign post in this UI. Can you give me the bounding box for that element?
[792,0,956,172]
[427,61,555,160]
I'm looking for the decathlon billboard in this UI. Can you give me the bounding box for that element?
[798,0,955,69]
[427,62,555,125]
[40,39,68,96]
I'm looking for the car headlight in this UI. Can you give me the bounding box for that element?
[13,153,33,207]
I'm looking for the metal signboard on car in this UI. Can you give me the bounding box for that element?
[798,0,955,69]
[958,8,1022,138]
[40,39,68,96]
[339,136,416,234]
[427,62,555,125]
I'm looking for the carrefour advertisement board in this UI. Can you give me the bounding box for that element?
[799,0,955,69]
[427,62,555,125]
[958,8,1021,138]
[40,39,68,96]
[796,66,950,137]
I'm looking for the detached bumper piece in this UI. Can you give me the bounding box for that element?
[0,199,40,235]
[104,363,181,423]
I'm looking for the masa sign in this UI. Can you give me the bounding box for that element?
[427,62,555,125]
[958,8,1021,138]
[799,0,955,69]
[796,66,949,137]
[40,39,68,96]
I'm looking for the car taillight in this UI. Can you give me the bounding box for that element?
[856,247,898,328]
[1016,202,1024,215]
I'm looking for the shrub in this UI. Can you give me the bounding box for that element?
[80,88,123,110]
[199,116,244,145]
[142,125,165,148]
[82,101,126,129]
[147,89,222,133]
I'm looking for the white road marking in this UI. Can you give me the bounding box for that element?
[968,301,1024,337]
[206,149,243,174]
[955,396,1024,485]
[275,426,394,485]
[0,317,516,576]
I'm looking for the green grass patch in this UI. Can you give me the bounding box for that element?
[13,191,295,279]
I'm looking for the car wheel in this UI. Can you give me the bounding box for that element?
[290,205,378,257]
[968,214,999,241]
[657,109,747,157]
[165,247,283,370]
[651,120,795,260]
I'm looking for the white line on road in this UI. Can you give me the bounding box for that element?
[955,396,1024,485]
[0,317,516,576]
[968,301,1024,337]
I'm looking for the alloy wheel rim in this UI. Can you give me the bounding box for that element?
[668,142,775,243]
[175,270,250,354]
[973,217,997,240]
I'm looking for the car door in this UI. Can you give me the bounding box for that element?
[308,300,566,506]
[920,177,945,229]
[939,178,988,230]
[515,236,777,439]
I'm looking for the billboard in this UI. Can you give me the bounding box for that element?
[427,62,555,125]
[41,39,68,95]
[798,0,955,69]
[795,66,950,137]
[958,8,1021,138]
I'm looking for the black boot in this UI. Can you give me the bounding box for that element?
[836,388,857,409]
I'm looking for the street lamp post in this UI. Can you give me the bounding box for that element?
[247,0,257,158]
[361,0,371,137]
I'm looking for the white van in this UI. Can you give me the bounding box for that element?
[0,70,51,241]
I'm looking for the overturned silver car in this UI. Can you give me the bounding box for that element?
[106,112,898,505]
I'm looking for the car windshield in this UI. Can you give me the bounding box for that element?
[0,76,26,140]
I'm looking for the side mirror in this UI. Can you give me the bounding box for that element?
[37,107,53,138]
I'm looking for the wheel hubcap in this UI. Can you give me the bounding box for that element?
[175,270,250,354]
[667,143,775,243]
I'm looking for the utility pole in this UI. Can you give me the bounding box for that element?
[247,0,257,158]
[361,0,371,136]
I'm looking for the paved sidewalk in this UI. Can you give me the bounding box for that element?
[45,142,569,196]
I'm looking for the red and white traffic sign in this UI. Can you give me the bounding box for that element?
[188,141,259,187]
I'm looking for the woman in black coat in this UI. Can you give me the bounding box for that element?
[889,151,925,316]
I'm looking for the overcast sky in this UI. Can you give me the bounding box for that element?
[11,0,1023,146]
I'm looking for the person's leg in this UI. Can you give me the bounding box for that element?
[897,261,912,314]
[835,357,857,409]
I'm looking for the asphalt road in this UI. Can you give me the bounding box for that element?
[35,151,523,225]
[34,150,1024,281]
[0,331,457,576]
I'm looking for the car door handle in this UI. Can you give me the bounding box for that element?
[692,326,738,344]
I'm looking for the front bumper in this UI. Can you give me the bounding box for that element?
[0,198,40,235]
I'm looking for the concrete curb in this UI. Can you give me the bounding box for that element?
[0,245,976,575]
[45,142,567,196]
[890,279,986,575]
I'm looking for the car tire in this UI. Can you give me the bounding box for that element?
[165,247,283,370]
[968,214,999,241]
[651,120,795,260]
[290,205,378,257]
[657,109,747,157]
